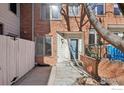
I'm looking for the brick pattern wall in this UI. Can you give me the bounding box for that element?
[80,55,98,77]
[20,4,32,40]
[34,4,50,36]
[20,3,124,65]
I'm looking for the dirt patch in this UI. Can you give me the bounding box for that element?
[75,77,100,85]
[98,58,124,85]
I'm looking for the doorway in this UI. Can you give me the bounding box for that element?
[70,39,78,60]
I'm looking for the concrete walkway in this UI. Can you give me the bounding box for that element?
[14,66,52,85]
[48,61,82,85]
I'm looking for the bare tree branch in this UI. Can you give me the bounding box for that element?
[82,20,89,27]
[60,4,70,31]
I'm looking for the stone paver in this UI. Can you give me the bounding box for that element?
[48,61,82,85]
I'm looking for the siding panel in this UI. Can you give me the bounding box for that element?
[0,4,19,36]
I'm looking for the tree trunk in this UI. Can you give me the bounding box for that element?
[84,3,124,52]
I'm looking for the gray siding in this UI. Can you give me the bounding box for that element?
[0,3,20,36]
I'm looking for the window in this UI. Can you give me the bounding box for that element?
[95,3,104,15]
[41,4,50,20]
[45,36,51,56]
[51,5,61,20]
[0,24,3,35]
[69,5,80,16]
[89,29,97,45]
[36,36,52,56]
[114,4,121,15]
[10,3,17,15]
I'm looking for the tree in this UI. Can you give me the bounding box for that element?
[60,4,89,31]
[84,3,124,52]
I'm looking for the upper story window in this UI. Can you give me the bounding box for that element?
[41,4,50,20]
[69,4,80,16]
[114,4,121,15]
[51,5,61,20]
[95,3,104,15]
[0,24,3,35]
[10,3,17,15]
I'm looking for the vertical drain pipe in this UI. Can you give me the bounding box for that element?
[32,3,35,41]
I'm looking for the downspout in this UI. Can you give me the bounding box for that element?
[18,3,20,38]
[32,3,35,41]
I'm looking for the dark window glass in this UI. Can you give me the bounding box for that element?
[114,32,119,35]
[36,37,44,56]
[114,8,120,15]
[35,36,52,56]
[45,36,51,56]
[10,3,17,14]
[41,4,50,20]
[89,34,95,45]
[114,4,121,15]
[0,24,3,35]
[96,4,104,15]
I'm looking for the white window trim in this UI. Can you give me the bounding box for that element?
[95,3,105,16]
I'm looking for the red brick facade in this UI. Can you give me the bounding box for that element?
[20,4,33,40]
[20,3,124,65]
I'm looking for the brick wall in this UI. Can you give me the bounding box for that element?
[20,4,32,40]
[80,55,98,77]
[34,4,50,36]
[20,3,124,65]
[98,58,124,85]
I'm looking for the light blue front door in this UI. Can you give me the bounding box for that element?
[70,39,78,59]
